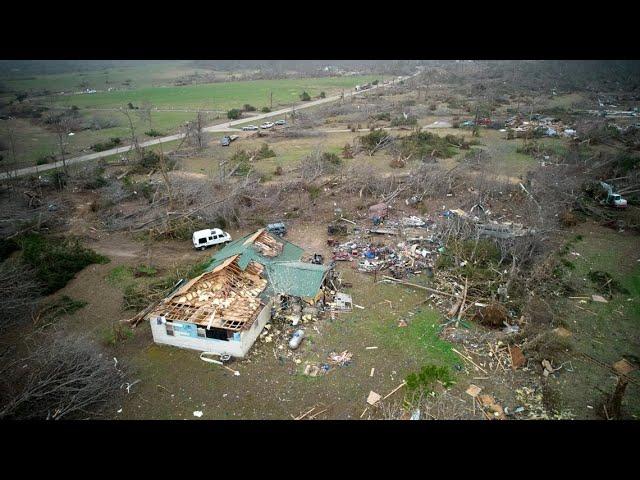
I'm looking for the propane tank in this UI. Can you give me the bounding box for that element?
[289,329,305,350]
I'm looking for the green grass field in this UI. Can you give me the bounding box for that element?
[48,76,384,111]
[0,61,215,93]
[1,75,384,169]
[550,224,640,418]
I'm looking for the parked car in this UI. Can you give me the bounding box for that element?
[274,119,287,126]
[266,222,287,236]
[192,228,232,250]
[260,122,274,129]
[242,125,258,131]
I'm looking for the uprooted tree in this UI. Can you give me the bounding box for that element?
[0,336,127,420]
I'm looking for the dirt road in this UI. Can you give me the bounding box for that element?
[1,73,417,180]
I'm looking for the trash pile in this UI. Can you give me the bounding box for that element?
[505,114,578,138]
[302,350,353,377]
[329,215,442,279]
[328,350,353,366]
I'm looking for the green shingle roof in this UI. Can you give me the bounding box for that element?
[205,231,304,273]
[204,230,327,299]
[264,261,328,299]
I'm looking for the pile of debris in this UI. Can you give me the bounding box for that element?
[505,114,577,138]
[328,213,443,279]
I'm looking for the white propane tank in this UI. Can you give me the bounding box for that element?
[289,329,305,350]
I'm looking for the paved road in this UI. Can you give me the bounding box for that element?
[1,73,416,180]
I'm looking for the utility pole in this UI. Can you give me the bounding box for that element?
[270,91,273,110]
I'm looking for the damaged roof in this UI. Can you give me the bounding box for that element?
[265,261,328,299]
[153,256,268,332]
[205,228,328,300]
[206,229,304,272]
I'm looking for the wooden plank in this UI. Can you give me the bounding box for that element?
[382,381,406,400]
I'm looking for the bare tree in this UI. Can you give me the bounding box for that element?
[187,111,206,149]
[52,115,75,178]
[0,336,127,420]
[137,100,153,129]
[120,107,140,162]
[0,260,41,334]
[2,126,19,179]
[141,109,174,213]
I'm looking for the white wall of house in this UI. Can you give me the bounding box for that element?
[149,300,272,358]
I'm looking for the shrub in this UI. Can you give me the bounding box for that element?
[85,115,120,130]
[300,91,311,102]
[405,365,454,394]
[130,150,175,175]
[36,156,53,166]
[399,130,458,159]
[102,322,134,346]
[306,184,322,200]
[19,234,109,294]
[359,128,392,155]
[321,152,341,166]
[34,295,87,327]
[342,143,354,159]
[227,108,242,120]
[256,143,276,160]
[613,152,640,173]
[375,112,391,121]
[84,173,108,190]
[274,165,283,176]
[230,150,253,175]
[145,129,164,137]
[46,171,68,191]
[372,79,379,85]
[243,104,256,112]
[587,270,629,295]
[134,264,157,277]
[91,137,121,152]
[559,210,578,227]
[429,103,437,111]
[261,106,271,113]
[390,115,418,127]
[319,91,326,99]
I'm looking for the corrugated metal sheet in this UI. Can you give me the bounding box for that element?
[203,229,325,299]
[206,231,304,272]
[265,261,328,298]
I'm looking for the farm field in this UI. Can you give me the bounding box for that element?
[0,73,385,169]
[47,76,385,110]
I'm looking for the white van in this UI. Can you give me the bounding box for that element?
[192,228,232,250]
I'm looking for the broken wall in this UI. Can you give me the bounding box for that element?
[149,299,273,358]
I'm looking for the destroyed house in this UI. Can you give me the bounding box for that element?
[149,229,329,357]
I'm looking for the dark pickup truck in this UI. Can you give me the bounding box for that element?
[266,222,287,236]
[220,135,239,146]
